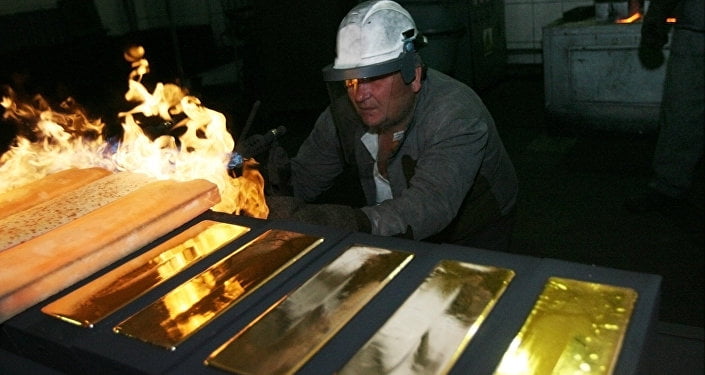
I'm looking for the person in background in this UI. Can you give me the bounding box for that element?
[267,0,518,251]
[625,0,704,215]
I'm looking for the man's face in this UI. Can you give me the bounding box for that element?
[345,69,421,132]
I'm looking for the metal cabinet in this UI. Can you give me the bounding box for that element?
[543,19,667,133]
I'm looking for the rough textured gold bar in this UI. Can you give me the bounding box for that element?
[205,245,414,375]
[113,229,324,350]
[494,277,638,375]
[340,260,515,375]
[41,220,249,328]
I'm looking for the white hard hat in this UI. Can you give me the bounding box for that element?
[322,0,426,83]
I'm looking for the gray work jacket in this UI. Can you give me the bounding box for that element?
[291,69,518,241]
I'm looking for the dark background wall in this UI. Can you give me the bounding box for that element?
[0,0,358,152]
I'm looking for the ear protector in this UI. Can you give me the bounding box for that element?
[400,29,417,84]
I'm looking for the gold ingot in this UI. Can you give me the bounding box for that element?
[205,245,414,375]
[340,259,515,375]
[494,277,638,375]
[113,229,323,350]
[42,220,249,327]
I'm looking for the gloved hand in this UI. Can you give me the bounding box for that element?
[638,11,670,70]
[265,143,292,196]
[638,43,665,70]
[292,203,370,233]
[266,195,306,219]
[265,195,370,233]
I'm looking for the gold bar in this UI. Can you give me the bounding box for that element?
[340,260,515,375]
[494,277,638,375]
[113,229,324,350]
[41,220,249,327]
[205,245,414,375]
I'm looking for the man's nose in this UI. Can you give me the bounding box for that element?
[352,81,371,102]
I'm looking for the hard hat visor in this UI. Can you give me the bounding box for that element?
[322,53,406,82]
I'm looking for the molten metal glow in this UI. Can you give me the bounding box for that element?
[0,46,268,218]
[615,12,642,23]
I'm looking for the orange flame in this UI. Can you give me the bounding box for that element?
[0,46,268,218]
[1,89,110,190]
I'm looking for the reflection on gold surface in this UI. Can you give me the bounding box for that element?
[113,229,323,350]
[205,245,414,375]
[340,260,515,375]
[41,220,249,327]
[494,277,638,375]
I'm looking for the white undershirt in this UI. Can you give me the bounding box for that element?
[361,132,393,204]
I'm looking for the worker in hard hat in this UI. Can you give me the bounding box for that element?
[268,0,518,251]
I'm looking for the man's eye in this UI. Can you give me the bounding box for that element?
[344,79,358,89]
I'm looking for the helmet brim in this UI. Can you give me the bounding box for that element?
[322,55,405,82]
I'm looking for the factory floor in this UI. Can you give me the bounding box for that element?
[477,66,704,374]
[479,66,704,331]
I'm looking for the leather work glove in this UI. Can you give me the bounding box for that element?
[292,203,371,232]
[265,143,292,196]
[265,196,371,233]
[265,195,306,219]
[638,3,672,70]
[638,43,665,70]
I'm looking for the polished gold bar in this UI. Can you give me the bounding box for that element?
[205,245,414,375]
[340,259,515,375]
[41,220,249,327]
[494,277,638,375]
[113,229,324,350]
